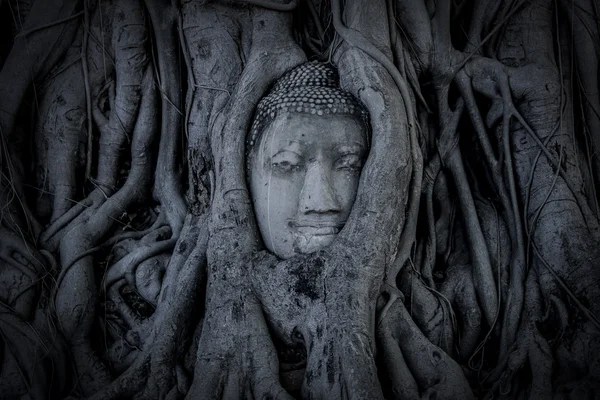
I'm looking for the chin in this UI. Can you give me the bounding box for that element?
[293,233,337,255]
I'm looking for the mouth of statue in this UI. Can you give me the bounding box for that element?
[289,220,346,254]
[289,221,345,236]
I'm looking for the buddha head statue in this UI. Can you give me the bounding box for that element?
[247,61,370,259]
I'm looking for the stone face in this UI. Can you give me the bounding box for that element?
[249,112,367,259]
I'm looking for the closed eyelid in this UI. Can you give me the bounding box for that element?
[336,154,362,164]
[271,150,303,159]
[337,144,366,156]
[335,153,364,170]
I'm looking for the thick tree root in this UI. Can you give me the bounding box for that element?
[0,302,68,399]
[378,296,475,400]
[53,62,156,396]
[4,0,600,398]
[146,0,187,236]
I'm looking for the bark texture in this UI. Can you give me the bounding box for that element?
[0,0,599,399]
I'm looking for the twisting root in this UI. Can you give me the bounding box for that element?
[420,154,441,286]
[145,0,187,236]
[231,0,299,11]
[82,0,93,182]
[377,294,475,399]
[90,214,207,400]
[103,237,176,289]
[54,64,157,396]
[460,55,599,354]
[49,217,168,295]
[138,214,209,399]
[532,243,600,329]
[0,301,68,399]
[40,196,95,248]
[330,0,422,288]
[438,94,499,328]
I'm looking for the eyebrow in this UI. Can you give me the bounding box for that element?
[265,140,304,156]
[271,149,303,158]
[337,143,366,154]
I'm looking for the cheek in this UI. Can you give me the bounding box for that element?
[251,171,303,223]
[332,171,361,212]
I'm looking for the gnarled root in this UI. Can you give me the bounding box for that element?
[187,292,292,400]
[135,214,209,400]
[0,301,69,399]
[54,63,156,396]
[378,297,475,400]
[0,225,46,319]
[439,265,481,362]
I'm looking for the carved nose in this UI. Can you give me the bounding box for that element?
[298,162,341,214]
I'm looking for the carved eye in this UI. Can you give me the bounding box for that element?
[272,160,295,172]
[335,154,363,171]
[271,151,303,173]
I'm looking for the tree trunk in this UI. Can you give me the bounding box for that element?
[0,0,599,398]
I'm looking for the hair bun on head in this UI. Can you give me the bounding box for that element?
[247,61,370,152]
[271,61,339,92]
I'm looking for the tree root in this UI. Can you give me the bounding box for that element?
[33,35,87,224]
[378,321,420,399]
[0,226,47,319]
[40,191,107,252]
[396,268,455,354]
[0,0,80,144]
[487,323,553,399]
[137,215,208,399]
[0,302,67,399]
[52,63,157,396]
[378,296,475,400]
[145,0,187,236]
[329,0,421,285]
[86,352,151,400]
[88,214,207,400]
[439,265,482,361]
[104,280,156,373]
[186,4,307,398]
[40,0,148,251]
[5,1,600,399]
[103,238,176,289]
[420,153,441,286]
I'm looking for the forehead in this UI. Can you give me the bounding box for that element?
[258,113,367,151]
